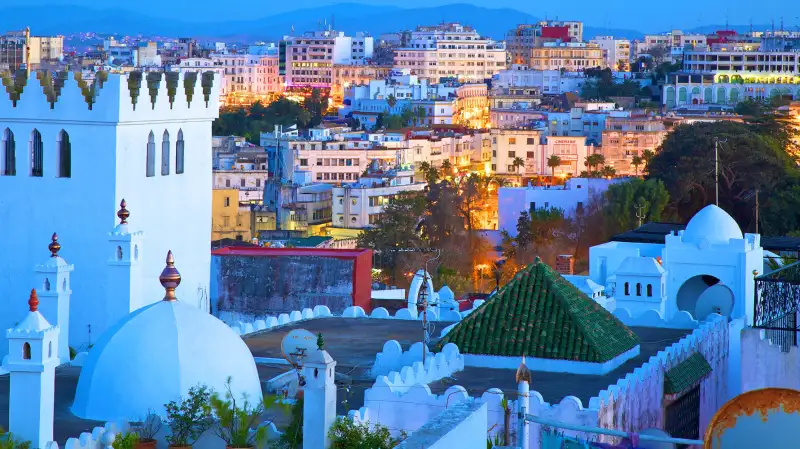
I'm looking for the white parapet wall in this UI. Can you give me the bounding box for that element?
[740,326,800,393]
[612,308,700,329]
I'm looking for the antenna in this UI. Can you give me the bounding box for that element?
[635,202,647,228]
[714,137,727,206]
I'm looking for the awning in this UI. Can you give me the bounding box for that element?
[664,353,712,395]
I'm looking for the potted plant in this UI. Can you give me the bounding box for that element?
[112,432,139,449]
[132,411,162,449]
[165,386,212,449]
[0,428,31,449]
[209,377,284,449]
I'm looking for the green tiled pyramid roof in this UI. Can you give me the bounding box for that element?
[437,259,639,362]
[664,353,712,394]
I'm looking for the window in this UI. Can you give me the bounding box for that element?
[508,137,516,145]
[636,283,642,296]
[240,178,245,187]
[256,178,261,188]
[161,131,170,175]
[57,130,71,178]
[526,152,534,159]
[508,151,516,158]
[146,131,156,177]
[647,284,653,297]
[225,179,231,187]
[300,158,308,166]
[224,197,230,207]
[2,128,16,176]
[176,129,185,174]
[30,129,43,177]
[527,138,535,145]
[316,159,323,166]
[529,202,536,211]
[624,282,630,295]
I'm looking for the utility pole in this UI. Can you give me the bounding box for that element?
[635,202,646,228]
[714,138,726,206]
[755,188,760,235]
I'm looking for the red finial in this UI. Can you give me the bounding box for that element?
[29,289,39,312]
[118,199,130,225]
[49,233,61,257]
[159,250,181,301]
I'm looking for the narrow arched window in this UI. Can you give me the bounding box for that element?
[22,342,31,360]
[31,129,43,177]
[636,283,642,296]
[1,128,15,176]
[57,130,71,178]
[48,341,52,358]
[624,282,629,296]
[176,129,185,174]
[161,130,170,175]
[146,131,156,177]
[647,284,653,297]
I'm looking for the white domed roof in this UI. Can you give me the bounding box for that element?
[72,253,261,421]
[682,205,743,246]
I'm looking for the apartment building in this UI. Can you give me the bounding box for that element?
[393,23,507,83]
[284,30,374,89]
[592,36,631,71]
[489,87,545,129]
[212,188,253,242]
[331,168,426,230]
[494,66,589,95]
[0,29,64,71]
[529,42,605,71]
[211,51,281,105]
[506,21,583,65]
[547,107,631,145]
[489,129,591,178]
[601,117,668,176]
[331,63,392,103]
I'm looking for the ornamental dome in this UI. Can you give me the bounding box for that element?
[682,205,743,246]
[71,252,261,421]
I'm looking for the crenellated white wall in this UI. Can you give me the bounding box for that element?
[0,71,219,355]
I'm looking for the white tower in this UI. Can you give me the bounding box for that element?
[302,349,337,449]
[105,200,145,332]
[516,357,531,449]
[2,289,59,449]
[34,233,73,362]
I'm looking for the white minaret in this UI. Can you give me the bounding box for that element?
[302,348,337,449]
[106,200,145,331]
[34,233,74,363]
[516,357,531,449]
[2,289,60,449]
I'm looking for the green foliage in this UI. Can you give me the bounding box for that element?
[546,155,561,176]
[603,178,670,234]
[69,346,77,360]
[328,417,404,449]
[112,432,139,449]
[213,99,312,144]
[0,428,31,449]
[275,398,303,449]
[582,68,648,100]
[303,88,329,128]
[209,377,286,448]
[648,120,799,232]
[317,333,325,350]
[164,386,212,446]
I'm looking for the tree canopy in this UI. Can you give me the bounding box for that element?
[213,98,311,143]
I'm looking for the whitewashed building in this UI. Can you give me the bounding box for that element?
[0,71,218,354]
[331,168,426,229]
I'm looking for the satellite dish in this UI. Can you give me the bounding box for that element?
[695,284,735,320]
[281,328,317,366]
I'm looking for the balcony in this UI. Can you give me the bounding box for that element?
[754,261,800,351]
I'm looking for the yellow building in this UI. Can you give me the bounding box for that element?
[212,189,252,242]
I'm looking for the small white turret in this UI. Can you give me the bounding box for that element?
[302,348,337,449]
[106,199,146,330]
[3,289,60,449]
[34,233,73,363]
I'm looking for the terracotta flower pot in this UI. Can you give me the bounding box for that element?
[137,440,157,449]
[169,445,192,449]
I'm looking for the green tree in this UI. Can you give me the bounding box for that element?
[303,88,328,127]
[547,155,562,177]
[511,156,525,174]
[604,178,670,234]
[440,160,453,176]
[631,155,644,176]
[516,210,533,252]
[600,165,616,178]
[329,417,404,449]
[648,121,797,230]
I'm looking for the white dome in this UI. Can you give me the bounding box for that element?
[682,205,743,246]
[72,253,261,421]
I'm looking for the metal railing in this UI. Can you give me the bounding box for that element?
[754,260,800,351]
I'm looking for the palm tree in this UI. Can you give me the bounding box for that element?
[440,160,453,176]
[547,155,562,178]
[511,157,525,174]
[387,94,397,110]
[631,155,644,176]
[600,165,616,178]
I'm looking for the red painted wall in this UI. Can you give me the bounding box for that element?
[211,247,373,313]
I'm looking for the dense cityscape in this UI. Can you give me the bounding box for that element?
[1,4,800,449]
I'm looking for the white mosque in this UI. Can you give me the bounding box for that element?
[579,204,763,323]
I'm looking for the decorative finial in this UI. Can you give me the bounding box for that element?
[753,270,759,278]
[117,199,130,225]
[159,250,181,301]
[516,355,532,384]
[29,289,39,312]
[48,233,61,257]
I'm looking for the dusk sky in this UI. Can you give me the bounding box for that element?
[13,0,800,32]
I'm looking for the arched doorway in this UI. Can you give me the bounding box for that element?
[677,275,734,319]
[678,87,688,104]
[704,87,713,103]
[666,86,676,109]
[717,87,726,104]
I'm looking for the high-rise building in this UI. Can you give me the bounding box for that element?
[0,29,64,72]
[284,30,374,90]
[591,36,631,71]
[392,23,507,83]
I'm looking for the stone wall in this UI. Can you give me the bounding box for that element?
[740,326,800,392]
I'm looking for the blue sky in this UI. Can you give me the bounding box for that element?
[12,0,800,32]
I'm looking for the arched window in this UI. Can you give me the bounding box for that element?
[647,284,653,297]
[48,341,52,358]
[161,130,170,175]
[57,130,71,178]
[1,128,15,176]
[636,283,642,296]
[624,282,629,296]
[146,131,156,177]
[176,129,185,174]
[22,342,31,360]
[31,129,43,177]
